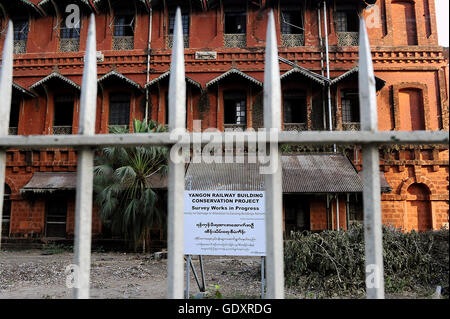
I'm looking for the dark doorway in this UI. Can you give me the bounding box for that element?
[224,91,246,128]
[284,195,310,236]
[2,184,11,237]
[45,197,68,238]
[53,94,74,134]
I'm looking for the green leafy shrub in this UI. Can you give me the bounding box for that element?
[284,224,449,297]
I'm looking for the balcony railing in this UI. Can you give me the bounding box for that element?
[113,36,134,51]
[167,35,189,49]
[281,34,305,47]
[224,124,246,132]
[224,34,246,48]
[13,40,26,54]
[284,123,307,131]
[337,32,359,46]
[52,126,73,135]
[8,127,18,135]
[60,38,80,52]
[342,123,361,131]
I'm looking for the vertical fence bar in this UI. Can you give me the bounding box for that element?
[263,11,284,299]
[167,7,186,299]
[73,14,97,299]
[0,21,13,249]
[359,18,385,299]
[185,255,190,299]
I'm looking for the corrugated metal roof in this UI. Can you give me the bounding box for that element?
[21,172,76,194]
[19,157,389,195]
[282,155,363,193]
[185,154,365,193]
[186,161,264,191]
[358,171,392,193]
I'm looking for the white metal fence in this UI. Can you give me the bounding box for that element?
[0,9,448,299]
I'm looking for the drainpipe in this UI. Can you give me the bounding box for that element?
[317,5,327,130]
[346,193,350,230]
[323,1,336,152]
[145,7,153,123]
[336,194,340,230]
[326,194,330,229]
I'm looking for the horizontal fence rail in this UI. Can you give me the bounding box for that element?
[0,8,448,300]
[0,131,448,148]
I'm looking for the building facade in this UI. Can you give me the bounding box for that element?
[0,0,448,244]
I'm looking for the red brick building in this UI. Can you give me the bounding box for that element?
[0,0,448,244]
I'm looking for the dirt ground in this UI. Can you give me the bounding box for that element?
[0,250,303,299]
[0,250,438,299]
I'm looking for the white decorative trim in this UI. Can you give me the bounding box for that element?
[331,67,386,91]
[98,70,143,91]
[206,68,262,88]
[13,82,35,98]
[38,0,91,8]
[145,71,202,90]
[331,67,359,85]
[30,72,81,91]
[280,67,328,86]
[13,0,41,13]
[93,0,149,10]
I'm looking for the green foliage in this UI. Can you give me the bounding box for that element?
[206,284,223,299]
[284,224,449,298]
[94,119,169,252]
[42,243,73,254]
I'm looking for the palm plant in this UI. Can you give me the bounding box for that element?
[94,119,168,252]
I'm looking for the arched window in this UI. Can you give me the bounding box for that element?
[9,98,20,135]
[53,94,74,135]
[224,90,247,131]
[392,1,418,45]
[341,89,360,123]
[2,184,11,237]
[406,183,432,232]
[168,7,189,48]
[60,10,81,52]
[113,8,135,50]
[45,197,67,238]
[399,88,425,130]
[283,90,307,127]
[109,93,131,131]
[12,17,29,54]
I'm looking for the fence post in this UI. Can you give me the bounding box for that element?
[73,14,97,299]
[167,7,186,299]
[359,17,385,299]
[0,21,13,249]
[263,11,284,299]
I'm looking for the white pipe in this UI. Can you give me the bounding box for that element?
[317,6,324,76]
[323,1,336,152]
[336,195,340,230]
[145,7,153,123]
[318,5,327,130]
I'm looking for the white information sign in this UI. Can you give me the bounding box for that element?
[184,191,266,256]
